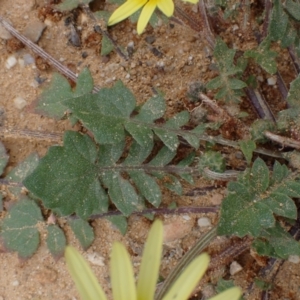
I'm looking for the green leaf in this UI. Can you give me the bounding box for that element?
[24,131,108,219]
[177,153,195,184]
[56,0,92,11]
[250,119,276,143]
[100,171,144,216]
[269,0,288,41]
[74,68,94,97]
[5,153,39,197]
[128,171,161,207]
[0,141,8,174]
[218,158,298,237]
[1,198,43,258]
[207,37,246,102]
[281,23,297,48]
[101,35,114,56]
[198,151,226,173]
[164,174,182,195]
[65,81,136,145]
[253,222,300,259]
[216,279,236,293]
[244,38,277,74]
[287,74,300,107]
[35,69,94,119]
[250,158,269,194]
[106,216,128,235]
[69,219,95,249]
[206,76,223,90]
[285,0,300,21]
[238,140,256,165]
[46,225,66,257]
[228,78,247,89]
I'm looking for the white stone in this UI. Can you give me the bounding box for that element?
[182,215,191,221]
[5,55,17,69]
[288,255,300,264]
[232,24,239,31]
[197,217,212,228]
[85,252,105,266]
[127,41,134,48]
[230,261,243,275]
[14,97,27,110]
[267,76,277,85]
[12,280,19,286]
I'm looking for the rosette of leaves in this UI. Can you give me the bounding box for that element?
[218,157,300,259]
[206,37,247,102]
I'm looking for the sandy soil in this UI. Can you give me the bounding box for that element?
[1,0,300,299]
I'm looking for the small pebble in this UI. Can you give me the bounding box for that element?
[230,261,243,275]
[145,35,156,44]
[127,41,134,49]
[267,76,277,85]
[288,255,300,264]
[197,217,212,228]
[23,20,46,43]
[5,55,17,69]
[85,252,105,266]
[182,215,191,221]
[23,53,35,65]
[232,24,239,31]
[12,280,19,286]
[14,97,27,110]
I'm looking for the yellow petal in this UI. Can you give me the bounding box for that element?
[110,242,137,300]
[157,0,174,17]
[163,253,210,300]
[181,0,199,4]
[65,246,108,300]
[208,287,242,300]
[108,0,148,26]
[137,0,158,34]
[137,220,163,300]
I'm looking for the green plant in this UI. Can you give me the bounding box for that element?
[65,220,242,300]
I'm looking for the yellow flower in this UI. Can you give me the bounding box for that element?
[65,220,242,300]
[108,0,199,34]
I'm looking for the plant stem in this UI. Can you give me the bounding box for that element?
[155,227,217,300]
[264,130,300,149]
[0,16,101,92]
[88,206,219,220]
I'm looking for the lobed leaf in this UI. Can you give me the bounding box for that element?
[1,198,43,258]
[253,222,300,259]
[35,68,94,119]
[218,158,299,237]
[64,81,202,150]
[24,131,108,219]
[6,153,39,197]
